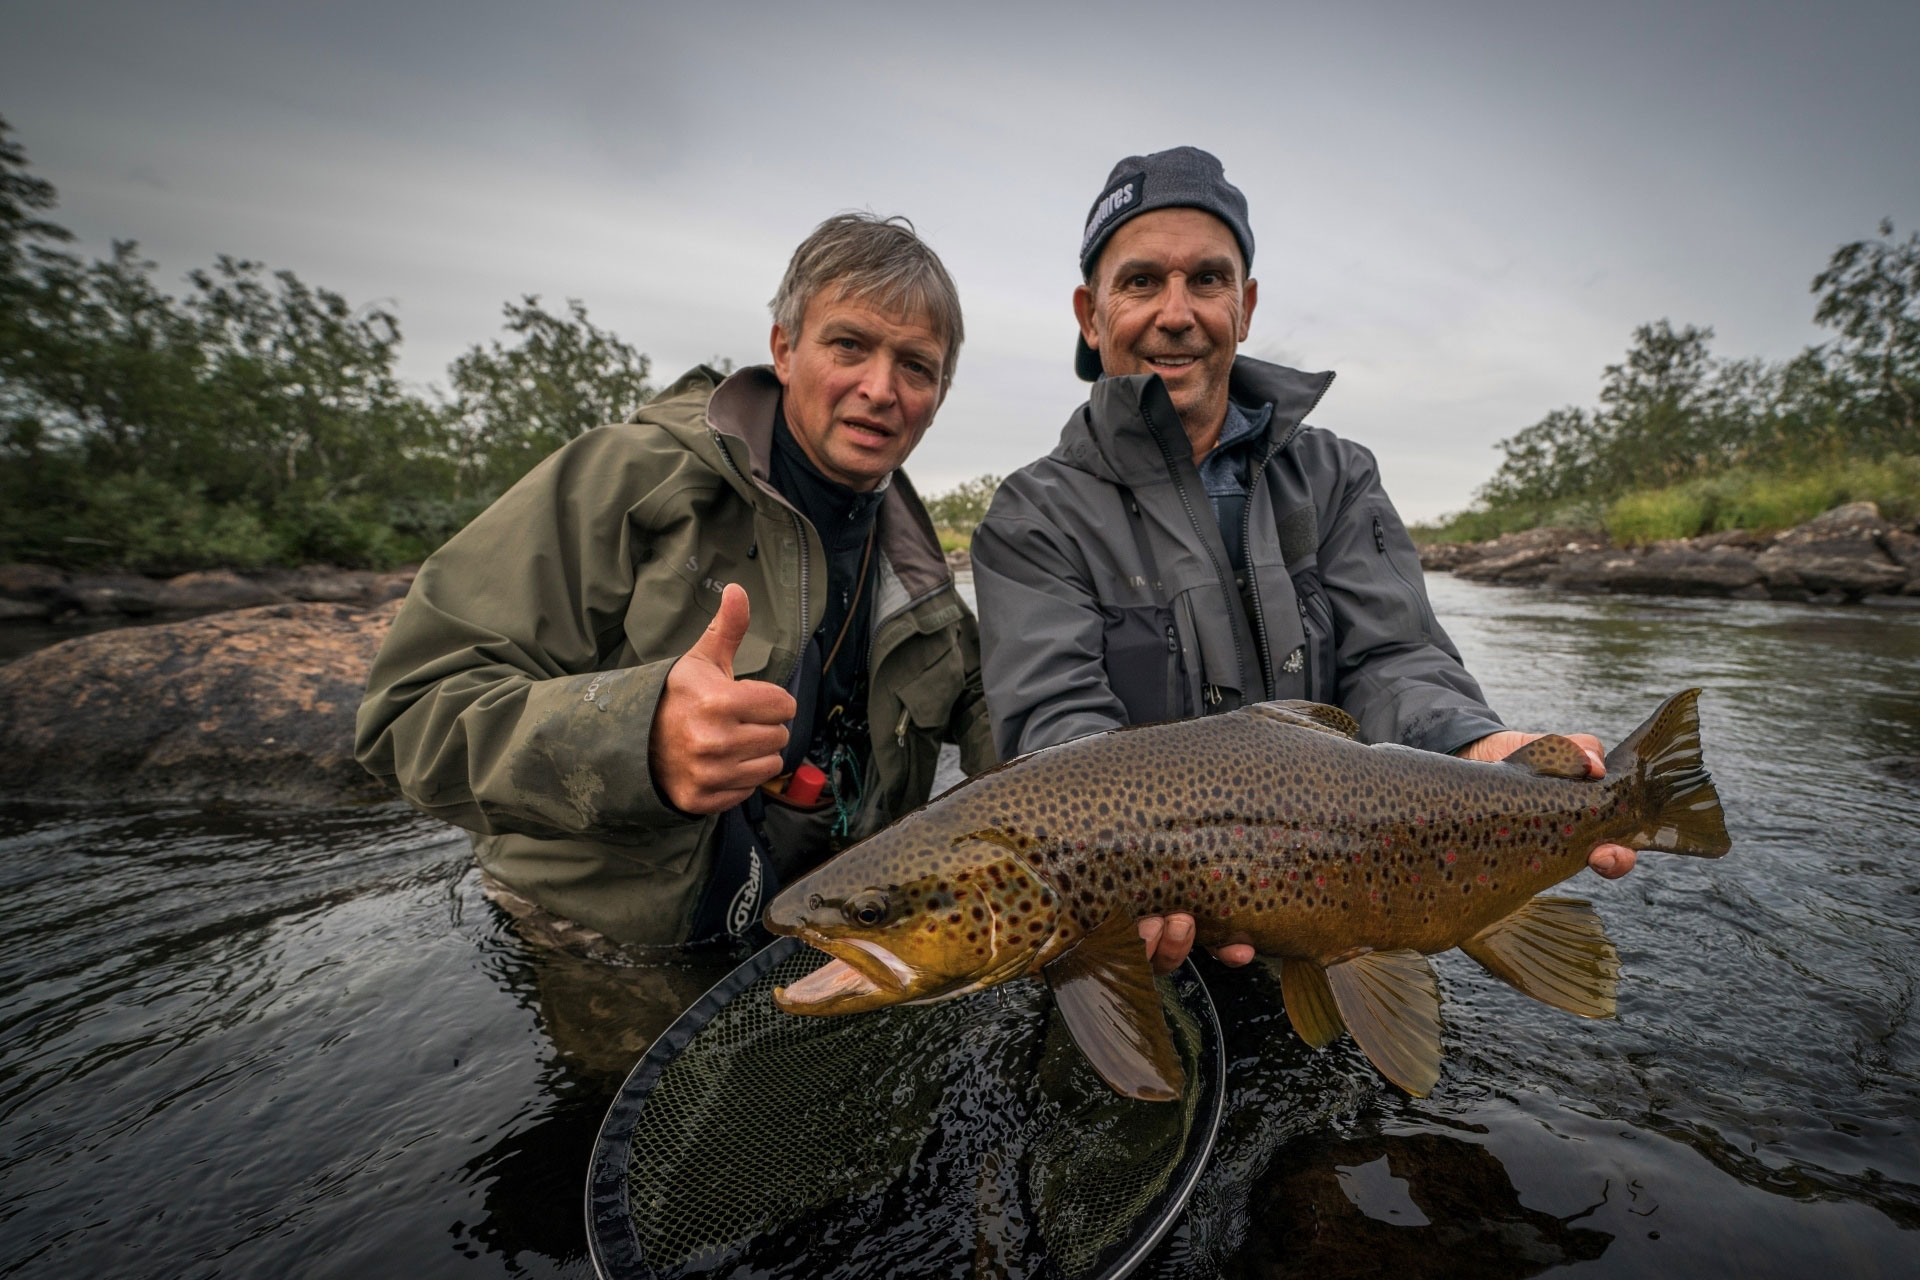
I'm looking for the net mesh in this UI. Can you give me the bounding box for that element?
[596,940,1219,1280]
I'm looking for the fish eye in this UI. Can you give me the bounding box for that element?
[844,892,892,928]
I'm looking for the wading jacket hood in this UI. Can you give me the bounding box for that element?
[356,365,993,947]
[972,354,1503,761]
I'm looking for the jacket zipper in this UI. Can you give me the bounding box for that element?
[1244,443,1278,699]
[710,429,810,678]
[1140,395,1247,702]
[1260,373,1337,701]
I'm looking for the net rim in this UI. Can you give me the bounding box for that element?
[585,935,1227,1280]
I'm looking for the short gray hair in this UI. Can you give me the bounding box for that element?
[769,213,964,388]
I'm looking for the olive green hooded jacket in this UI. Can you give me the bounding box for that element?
[355,364,995,946]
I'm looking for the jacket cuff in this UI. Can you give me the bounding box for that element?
[1420,711,1510,758]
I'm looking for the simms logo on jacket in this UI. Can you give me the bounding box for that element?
[1082,173,1145,257]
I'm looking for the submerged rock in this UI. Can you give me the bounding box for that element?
[0,600,400,805]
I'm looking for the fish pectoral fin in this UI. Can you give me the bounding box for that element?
[1324,949,1443,1097]
[1042,912,1185,1103]
[1461,895,1620,1019]
[1248,700,1361,739]
[1266,956,1344,1049]
[1500,734,1593,779]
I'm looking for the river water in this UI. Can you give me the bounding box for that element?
[1,575,1916,1278]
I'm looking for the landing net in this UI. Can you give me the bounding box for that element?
[587,936,1224,1280]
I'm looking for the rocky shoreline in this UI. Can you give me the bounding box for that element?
[0,563,417,624]
[1420,502,1920,605]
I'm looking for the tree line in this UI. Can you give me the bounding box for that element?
[0,120,688,571]
[1439,221,1920,542]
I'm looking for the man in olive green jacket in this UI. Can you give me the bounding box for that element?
[356,215,993,949]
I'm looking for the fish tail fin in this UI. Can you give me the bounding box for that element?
[1607,688,1731,858]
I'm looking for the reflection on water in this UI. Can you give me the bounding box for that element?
[1,575,1916,1277]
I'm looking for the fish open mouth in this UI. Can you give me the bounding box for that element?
[774,934,914,1015]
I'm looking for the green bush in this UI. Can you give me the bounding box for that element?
[1605,488,1708,544]
[1,472,281,571]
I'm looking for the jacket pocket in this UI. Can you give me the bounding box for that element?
[1100,602,1191,725]
[1292,570,1338,706]
[879,636,968,816]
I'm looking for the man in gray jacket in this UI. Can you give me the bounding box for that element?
[971,147,1633,972]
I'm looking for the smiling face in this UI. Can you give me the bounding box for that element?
[1075,207,1257,456]
[770,288,947,492]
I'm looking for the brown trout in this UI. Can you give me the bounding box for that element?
[765,690,1730,1101]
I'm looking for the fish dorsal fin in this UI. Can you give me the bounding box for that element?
[1042,912,1184,1102]
[1249,700,1361,739]
[1323,949,1443,1097]
[1265,955,1344,1049]
[1461,896,1620,1019]
[1501,734,1592,779]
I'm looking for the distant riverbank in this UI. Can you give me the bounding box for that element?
[1419,501,1920,606]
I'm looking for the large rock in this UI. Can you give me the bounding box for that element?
[1551,545,1762,596]
[1452,527,1609,584]
[152,570,291,613]
[1754,502,1908,599]
[0,600,400,805]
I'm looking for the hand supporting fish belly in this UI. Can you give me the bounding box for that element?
[765,689,1730,1103]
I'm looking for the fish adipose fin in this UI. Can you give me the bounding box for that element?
[1270,956,1344,1048]
[1461,896,1620,1019]
[1607,688,1732,857]
[1043,912,1185,1102]
[1249,701,1361,739]
[1501,734,1592,779]
[1324,950,1443,1097]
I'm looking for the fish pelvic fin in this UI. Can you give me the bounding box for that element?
[1461,896,1620,1019]
[1502,734,1592,779]
[1324,949,1443,1098]
[1248,700,1361,739]
[1270,956,1344,1049]
[1607,688,1732,857]
[1042,912,1185,1103]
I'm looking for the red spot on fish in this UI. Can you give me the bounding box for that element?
[1289,870,1299,881]
[1410,873,1420,883]
[1563,824,1574,836]
[1444,851,1456,864]
[1211,868,1223,881]
[1258,876,1270,888]
[1315,875,1326,887]
[1370,889,1379,902]
[1161,870,1171,881]
[1476,872,1488,884]
[1498,827,1509,837]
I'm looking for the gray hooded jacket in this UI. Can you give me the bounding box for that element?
[972,356,1504,760]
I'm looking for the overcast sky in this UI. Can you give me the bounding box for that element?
[6,0,1917,519]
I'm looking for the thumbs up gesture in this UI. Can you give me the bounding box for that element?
[649,583,800,815]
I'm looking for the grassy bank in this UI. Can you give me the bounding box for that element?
[1412,455,1920,546]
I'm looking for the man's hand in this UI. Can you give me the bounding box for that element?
[1139,914,1254,975]
[649,583,798,815]
[1456,730,1637,879]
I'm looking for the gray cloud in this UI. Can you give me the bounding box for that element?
[5,0,1916,517]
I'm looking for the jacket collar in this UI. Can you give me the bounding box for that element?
[704,364,954,606]
[1057,354,1336,485]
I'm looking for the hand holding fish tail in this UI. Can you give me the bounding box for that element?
[1456,729,1638,879]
